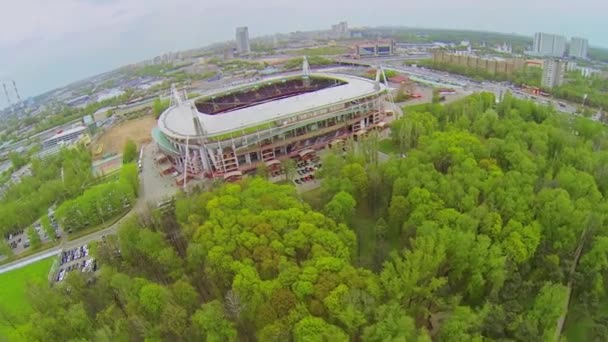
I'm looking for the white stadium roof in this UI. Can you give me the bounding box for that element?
[158,73,383,139]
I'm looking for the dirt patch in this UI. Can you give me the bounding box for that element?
[92,115,156,159]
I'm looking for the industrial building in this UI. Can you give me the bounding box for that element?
[152,60,389,182]
[355,40,395,59]
[42,126,87,149]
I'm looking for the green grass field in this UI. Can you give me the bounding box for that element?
[0,257,54,341]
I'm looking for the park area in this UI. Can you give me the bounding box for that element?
[0,257,54,341]
[92,115,155,159]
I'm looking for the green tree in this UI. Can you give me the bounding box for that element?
[152,98,170,119]
[324,191,356,224]
[363,302,430,342]
[26,226,41,248]
[122,139,138,164]
[293,316,348,342]
[282,158,297,182]
[192,300,237,342]
[438,306,484,342]
[40,215,56,240]
[8,151,28,169]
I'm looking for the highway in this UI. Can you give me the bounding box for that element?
[383,64,580,115]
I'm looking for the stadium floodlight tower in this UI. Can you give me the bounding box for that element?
[302,56,311,87]
[374,65,395,112]
[169,83,207,191]
[12,81,22,105]
[302,56,311,78]
[2,83,12,112]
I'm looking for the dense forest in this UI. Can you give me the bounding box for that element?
[10,93,608,341]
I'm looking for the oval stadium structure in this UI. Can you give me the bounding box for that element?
[152,68,390,182]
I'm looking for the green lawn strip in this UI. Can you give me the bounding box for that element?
[0,257,54,341]
[378,139,399,155]
[67,208,131,241]
[350,205,378,270]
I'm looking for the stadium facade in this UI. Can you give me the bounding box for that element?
[152,61,391,181]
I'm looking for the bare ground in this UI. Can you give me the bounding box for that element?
[92,115,156,159]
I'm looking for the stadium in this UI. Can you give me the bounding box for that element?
[152,61,391,182]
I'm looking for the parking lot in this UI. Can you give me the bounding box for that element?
[54,244,96,283]
[5,210,62,255]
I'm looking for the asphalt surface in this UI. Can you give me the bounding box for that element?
[385,65,581,115]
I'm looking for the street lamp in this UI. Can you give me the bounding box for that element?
[583,93,588,108]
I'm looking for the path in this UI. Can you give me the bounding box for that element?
[553,229,588,341]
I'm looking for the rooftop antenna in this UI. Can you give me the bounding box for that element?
[2,83,13,110]
[377,65,395,107]
[11,80,22,104]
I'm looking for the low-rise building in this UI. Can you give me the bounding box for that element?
[432,51,526,76]
[42,126,87,150]
[355,40,395,59]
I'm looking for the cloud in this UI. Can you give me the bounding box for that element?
[0,0,607,98]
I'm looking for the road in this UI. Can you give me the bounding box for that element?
[0,144,180,275]
[383,65,581,116]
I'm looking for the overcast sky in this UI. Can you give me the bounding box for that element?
[0,0,606,101]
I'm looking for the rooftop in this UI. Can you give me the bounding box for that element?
[158,73,383,139]
[43,126,87,144]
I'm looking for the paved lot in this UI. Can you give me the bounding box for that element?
[139,144,181,207]
[54,244,96,283]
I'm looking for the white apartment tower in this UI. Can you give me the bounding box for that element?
[236,26,251,55]
[533,32,566,57]
[542,59,566,88]
[570,37,589,59]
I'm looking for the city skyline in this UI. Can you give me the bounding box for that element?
[1,0,607,99]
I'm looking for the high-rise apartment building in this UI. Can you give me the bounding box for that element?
[533,32,566,57]
[235,26,251,55]
[570,37,589,59]
[542,59,566,88]
[331,21,349,39]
